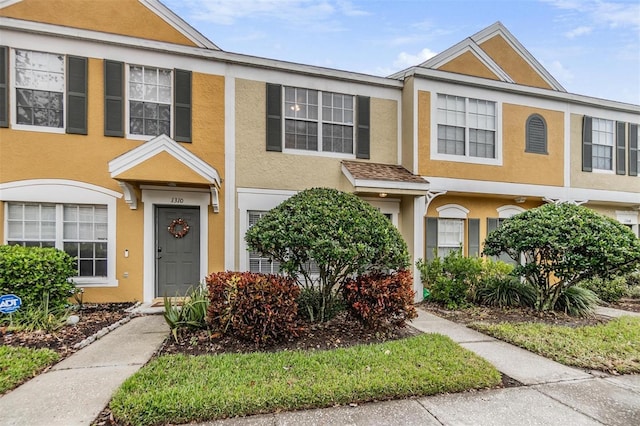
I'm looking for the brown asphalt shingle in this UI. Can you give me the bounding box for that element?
[342,160,428,184]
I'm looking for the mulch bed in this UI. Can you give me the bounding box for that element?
[0,303,135,360]
[610,298,640,313]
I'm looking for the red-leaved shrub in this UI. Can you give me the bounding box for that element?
[206,271,301,345]
[343,270,417,329]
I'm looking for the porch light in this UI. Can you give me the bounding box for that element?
[379,192,388,198]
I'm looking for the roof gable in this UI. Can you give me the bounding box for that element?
[418,22,564,92]
[0,0,218,49]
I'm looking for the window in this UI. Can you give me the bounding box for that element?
[15,50,64,128]
[437,94,496,159]
[129,66,171,137]
[265,84,369,158]
[437,218,464,257]
[247,211,280,274]
[525,114,547,154]
[283,87,354,154]
[7,202,108,277]
[592,118,614,171]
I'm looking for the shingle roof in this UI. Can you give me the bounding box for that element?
[342,161,428,184]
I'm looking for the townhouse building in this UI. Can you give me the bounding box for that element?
[0,0,637,304]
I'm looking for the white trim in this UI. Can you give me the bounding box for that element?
[470,22,566,92]
[436,204,469,219]
[426,176,640,205]
[0,179,121,287]
[421,39,514,84]
[118,182,138,210]
[497,205,525,218]
[237,188,296,271]
[224,76,236,270]
[138,0,219,50]
[108,134,221,185]
[0,0,22,8]
[141,188,210,303]
[616,210,639,225]
[363,197,401,227]
[430,92,503,166]
[413,195,426,302]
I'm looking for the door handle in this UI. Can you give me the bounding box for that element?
[157,246,162,259]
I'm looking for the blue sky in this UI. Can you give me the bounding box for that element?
[165,0,640,105]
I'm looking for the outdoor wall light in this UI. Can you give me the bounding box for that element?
[379,192,388,198]
[124,249,129,258]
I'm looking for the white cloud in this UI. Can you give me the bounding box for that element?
[564,26,592,38]
[393,48,438,69]
[545,60,574,85]
[542,0,640,30]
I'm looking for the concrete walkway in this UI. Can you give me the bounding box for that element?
[0,315,168,426]
[1,307,638,426]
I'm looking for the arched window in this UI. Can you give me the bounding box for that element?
[526,114,547,154]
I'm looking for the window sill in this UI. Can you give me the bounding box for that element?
[71,277,119,288]
[591,169,615,175]
[282,148,356,159]
[430,153,502,166]
[10,124,65,134]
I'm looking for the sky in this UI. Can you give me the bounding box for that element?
[164,0,640,105]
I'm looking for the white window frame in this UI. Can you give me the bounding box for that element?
[436,204,469,257]
[282,86,356,158]
[616,210,639,238]
[10,48,66,134]
[591,117,615,173]
[1,180,120,287]
[431,92,502,166]
[247,210,281,274]
[125,64,174,141]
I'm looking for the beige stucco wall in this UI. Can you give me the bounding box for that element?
[569,113,640,193]
[417,92,565,187]
[437,51,500,81]
[0,0,197,46]
[0,59,226,302]
[479,35,552,90]
[235,78,399,190]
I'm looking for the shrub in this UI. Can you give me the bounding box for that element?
[628,285,640,299]
[625,270,640,288]
[0,245,76,310]
[297,288,345,322]
[163,285,209,341]
[343,270,417,329]
[2,292,70,332]
[417,251,483,309]
[476,276,536,308]
[554,286,599,317]
[245,188,410,322]
[579,276,628,303]
[484,203,640,312]
[206,271,301,345]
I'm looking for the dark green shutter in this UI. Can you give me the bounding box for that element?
[266,83,282,152]
[468,218,480,257]
[525,114,547,154]
[582,116,592,172]
[426,217,438,261]
[616,122,626,175]
[356,96,370,159]
[66,56,87,135]
[0,46,7,128]
[630,123,638,177]
[174,69,191,142]
[104,60,124,137]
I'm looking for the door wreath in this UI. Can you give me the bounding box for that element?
[168,218,190,238]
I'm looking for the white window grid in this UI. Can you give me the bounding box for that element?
[437,218,464,257]
[437,94,496,159]
[14,49,65,129]
[6,202,108,278]
[248,211,281,274]
[283,87,355,155]
[128,65,172,137]
[592,118,614,171]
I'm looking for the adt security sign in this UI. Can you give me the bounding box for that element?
[0,294,22,314]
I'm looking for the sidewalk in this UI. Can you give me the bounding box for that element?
[0,315,168,426]
[0,306,638,426]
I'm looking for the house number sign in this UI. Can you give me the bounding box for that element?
[170,197,184,204]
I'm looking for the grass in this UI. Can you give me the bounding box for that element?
[110,334,501,425]
[0,346,59,394]
[471,316,640,374]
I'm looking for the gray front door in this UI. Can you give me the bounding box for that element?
[156,206,200,297]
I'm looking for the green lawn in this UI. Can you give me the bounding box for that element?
[471,316,640,374]
[110,334,501,425]
[0,346,59,394]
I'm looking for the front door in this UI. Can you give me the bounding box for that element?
[156,206,200,297]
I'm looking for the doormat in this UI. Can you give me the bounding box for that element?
[150,297,186,307]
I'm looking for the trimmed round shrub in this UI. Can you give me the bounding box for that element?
[206,271,301,345]
[0,245,76,310]
[579,276,628,303]
[343,270,417,329]
[476,276,536,308]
